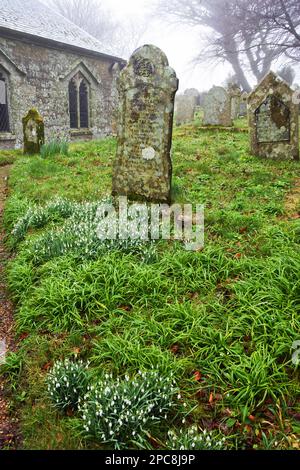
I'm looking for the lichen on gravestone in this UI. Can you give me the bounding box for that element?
[248,71,299,160]
[175,95,197,126]
[112,45,179,204]
[22,109,45,155]
[203,86,232,127]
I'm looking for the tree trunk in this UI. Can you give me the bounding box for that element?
[226,52,252,92]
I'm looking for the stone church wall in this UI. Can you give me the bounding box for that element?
[0,35,122,149]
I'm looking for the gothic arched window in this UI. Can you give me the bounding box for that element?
[0,71,10,132]
[79,81,89,128]
[69,79,78,129]
[68,75,89,129]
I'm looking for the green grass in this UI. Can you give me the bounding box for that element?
[1,126,300,450]
[0,150,20,166]
[40,140,69,159]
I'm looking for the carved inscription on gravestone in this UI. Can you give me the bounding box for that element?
[133,57,155,77]
[255,95,290,143]
[112,45,179,203]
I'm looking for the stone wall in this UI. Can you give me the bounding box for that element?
[0,36,122,149]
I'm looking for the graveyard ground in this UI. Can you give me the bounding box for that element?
[0,119,299,450]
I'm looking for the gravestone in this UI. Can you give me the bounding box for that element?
[22,109,45,154]
[228,84,242,120]
[248,71,299,160]
[184,88,201,106]
[239,92,248,117]
[175,95,197,125]
[112,45,178,203]
[203,86,232,126]
[198,91,208,107]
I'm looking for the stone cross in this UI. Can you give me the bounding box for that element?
[22,109,45,154]
[112,45,178,203]
[203,86,232,126]
[248,71,299,160]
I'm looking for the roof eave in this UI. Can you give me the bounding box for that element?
[0,26,127,65]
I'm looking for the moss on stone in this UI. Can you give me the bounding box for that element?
[22,109,45,155]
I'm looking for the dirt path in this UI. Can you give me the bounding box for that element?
[0,165,20,449]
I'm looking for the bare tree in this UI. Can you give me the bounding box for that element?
[239,0,300,61]
[111,20,148,59]
[277,65,296,85]
[47,0,147,58]
[47,0,121,53]
[157,0,300,91]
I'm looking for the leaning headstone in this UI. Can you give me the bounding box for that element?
[203,86,232,126]
[112,45,179,203]
[239,92,248,117]
[22,109,45,154]
[228,84,242,120]
[248,71,299,160]
[175,95,197,125]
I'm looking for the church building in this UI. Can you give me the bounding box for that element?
[0,0,125,149]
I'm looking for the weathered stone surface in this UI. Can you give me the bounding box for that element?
[175,95,196,125]
[0,35,124,149]
[112,45,178,204]
[248,71,299,160]
[203,86,232,126]
[239,92,248,117]
[228,84,242,120]
[22,108,44,154]
[184,88,201,105]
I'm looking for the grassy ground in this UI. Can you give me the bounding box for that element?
[1,121,300,450]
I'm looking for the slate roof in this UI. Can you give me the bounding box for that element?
[0,0,124,62]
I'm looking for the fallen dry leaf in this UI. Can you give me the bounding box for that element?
[194,370,202,381]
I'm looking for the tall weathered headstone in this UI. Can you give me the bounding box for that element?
[175,95,196,125]
[203,86,232,126]
[239,92,248,117]
[112,45,178,203]
[228,84,242,120]
[22,109,44,154]
[248,71,299,160]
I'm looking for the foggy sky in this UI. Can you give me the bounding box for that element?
[103,0,300,93]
